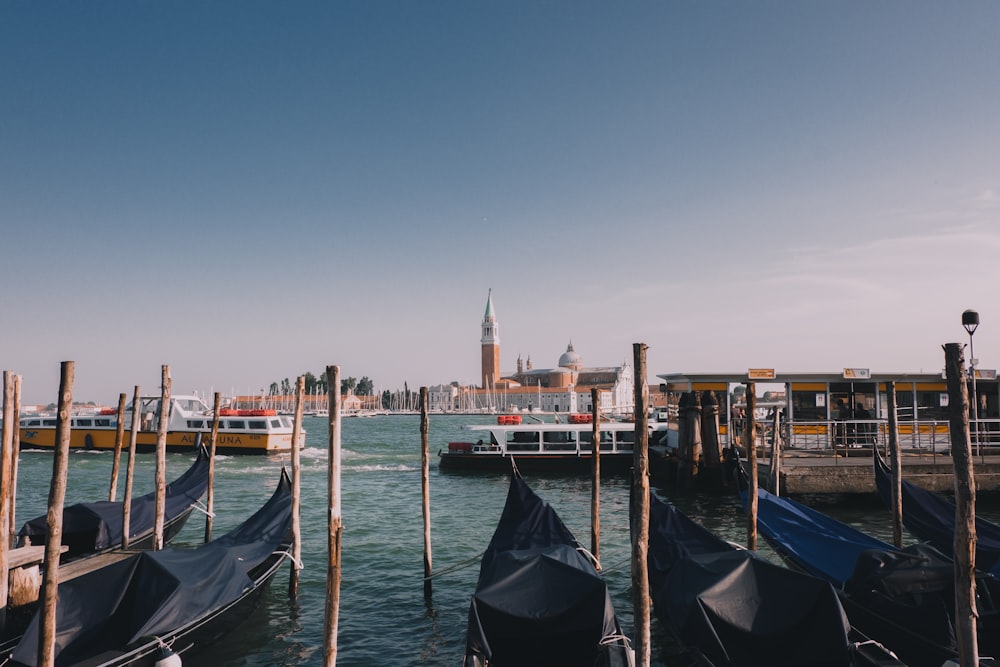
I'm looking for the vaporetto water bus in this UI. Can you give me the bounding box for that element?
[438,414,669,473]
[19,394,304,455]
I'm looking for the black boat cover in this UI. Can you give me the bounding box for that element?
[874,448,1000,576]
[742,479,1000,666]
[646,492,855,667]
[17,447,210,559]
[11,468,292,667]
[463,474,632,667]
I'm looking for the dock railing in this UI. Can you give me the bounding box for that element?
[739,417,1000,455]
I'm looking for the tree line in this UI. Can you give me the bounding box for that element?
[268,373,375,397]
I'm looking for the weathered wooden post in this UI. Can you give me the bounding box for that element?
[153,365,170,551]
[745,383,758,551]
[701,390,722,487]
[590,387,601,566]
[289,379,304,597]
[204,392,221,543]
[122,386,140,549]
[631,343,651,667]
[1,371,15,632]
[945,342,979,666]
[39,361,74,667]
[323,365,343,667]
[885,381,903,548]
[420,387,432,600]
[9,374,22,546]
[108,393,127,501]
[769,406,782,495]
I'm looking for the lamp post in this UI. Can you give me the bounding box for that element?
[963,309,980,455]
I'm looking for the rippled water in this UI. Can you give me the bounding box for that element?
[11,414,1000,666]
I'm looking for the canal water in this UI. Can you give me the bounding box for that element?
[10,414,1000,666]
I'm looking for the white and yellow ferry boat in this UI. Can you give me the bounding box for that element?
[19,394,304,455]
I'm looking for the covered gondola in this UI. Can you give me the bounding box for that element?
[6,466,292,667]
[17,446,211,561]
[645,491,903,666]
[874,447,1000,576]
[463,471,633,667]
[742,474,1000,666]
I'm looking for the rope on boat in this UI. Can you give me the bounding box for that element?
[189,500,216,518]
[599,633,633,649]
[275,548,304,570]
[576,545,602,571]
[595,555,631,575]
[423,551,485,581]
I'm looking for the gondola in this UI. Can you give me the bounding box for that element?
[645,491,903,666]
[462,470,633,667]
[741,472,1000,666]
[17,446,211,562]
[874,447,1000,576]
[6,467,292,667]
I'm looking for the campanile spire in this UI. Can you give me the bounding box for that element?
[481,289,500,389]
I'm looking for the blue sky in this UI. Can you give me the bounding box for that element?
[3,2,1000,405]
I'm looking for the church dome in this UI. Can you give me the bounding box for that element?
[558,342,583,371]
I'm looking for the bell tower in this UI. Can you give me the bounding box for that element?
[481,289,500,389]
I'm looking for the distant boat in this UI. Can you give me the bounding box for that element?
[19,394,304,455]
[439,414,666,473]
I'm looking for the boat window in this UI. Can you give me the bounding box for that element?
[44,419,57,426]
[543,431,575,444]
[506,431,539,450]
[227,420,246,429]
[94,418,112,427]
[270,419,281,428]
[580,431,594,444]
[616,431,635,444]
[187,420,206,428]
[248,420,267,430]
[75,419,93,427]
[22,419,41,426]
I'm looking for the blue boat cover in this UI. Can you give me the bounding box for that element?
[11,468,292,667]
[874,448,1000,576]
[463,474,632,667]
[646,492,855,667]
[17,447,210,559]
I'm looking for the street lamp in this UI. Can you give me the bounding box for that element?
[963,309,980,455]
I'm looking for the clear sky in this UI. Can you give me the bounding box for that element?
[3,2,1000,406]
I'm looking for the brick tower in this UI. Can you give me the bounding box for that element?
[481,289,500,390]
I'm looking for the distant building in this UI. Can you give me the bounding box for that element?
[463,291,634,415]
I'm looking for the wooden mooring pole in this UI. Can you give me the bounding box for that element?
[420,387,432,600]
[590,387,601,566]
[885,381,904,549]
[745,383,758,551]
[323,365,343,667]
[9,374,22,547]
[630,343,651,667]
[945,342,979,666]
[7,375,21,544]
[108,393,127,501]
[153,365,170,551]
[289,378,304,597]
[204,392,221,543]
[122,386,140,549]
[39,360,74,667]
[1,371,16,633]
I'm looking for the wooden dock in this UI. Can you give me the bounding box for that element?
[651,446,1000,495]
[758,451,1000,495]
